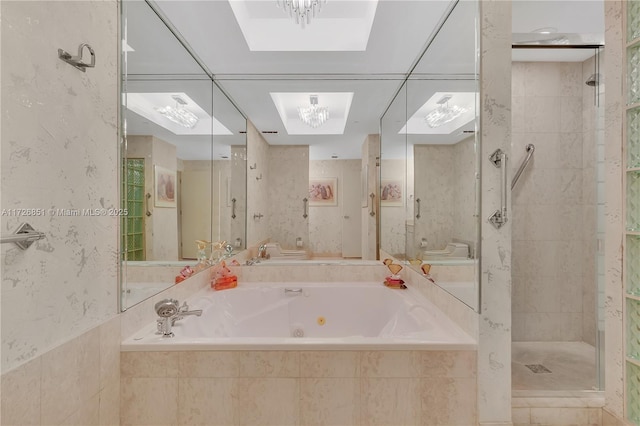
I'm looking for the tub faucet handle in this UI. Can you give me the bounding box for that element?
[155,299,179,318]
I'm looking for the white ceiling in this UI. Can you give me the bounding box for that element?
[124,0,604,160]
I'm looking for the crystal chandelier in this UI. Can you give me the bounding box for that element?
[424,95,467,128]
[156,95,199,129]
[298,95,329,128]
[276,0,327,28]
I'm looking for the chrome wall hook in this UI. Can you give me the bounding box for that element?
[58,43,95,72]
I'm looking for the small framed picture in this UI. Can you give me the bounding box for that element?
[380,179,403,206]
[309,177,337,206]
[154,165,177,208]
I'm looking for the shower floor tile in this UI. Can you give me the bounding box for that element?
[512,341,597,391]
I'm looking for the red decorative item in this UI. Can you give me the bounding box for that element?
[211,261,238,291]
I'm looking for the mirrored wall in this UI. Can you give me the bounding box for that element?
[380,0,481,311]
[120,0,246,310]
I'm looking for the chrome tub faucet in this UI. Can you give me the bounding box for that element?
[155,299,202,338]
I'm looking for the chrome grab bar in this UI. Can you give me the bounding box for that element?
[303,197,308,219]
[1,222,46,250]
[488,149,508,229]
[145,193,152,217]
[231,198,237,219]
[369,193,375,216]
[511,144,535,190]
[415,198,421,219]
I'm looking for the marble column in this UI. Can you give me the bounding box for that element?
[478,0,513,424]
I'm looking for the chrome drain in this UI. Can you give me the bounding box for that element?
[525,364,552,374]
[291,323,304,337]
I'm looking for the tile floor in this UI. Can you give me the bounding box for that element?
[512,341,598,391]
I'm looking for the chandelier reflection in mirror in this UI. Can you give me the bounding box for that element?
[424,94,467,128]
[155,95,199,129]
[276,0,326,27]
[298,95,329,128]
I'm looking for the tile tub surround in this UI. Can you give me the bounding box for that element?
[120,261,479,425]
[0,316,121,426]
[120,350,477,426]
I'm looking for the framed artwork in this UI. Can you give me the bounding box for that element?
[154,165,177,208]
[361,165,368,207]
[309,177,337,206]
[380,179,403,206]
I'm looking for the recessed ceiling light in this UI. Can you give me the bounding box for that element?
[270,92,353,135]
[126,92,232,136]
[399,92,475,136]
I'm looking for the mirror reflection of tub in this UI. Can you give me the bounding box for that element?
[420,259,478,310]
[124,260,204,309]
[122,281,178,308]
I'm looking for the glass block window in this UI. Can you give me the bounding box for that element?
[628,235,640,297]
[628,361,640,425]
[629,0,640,42]
[122,158,145,261]
[628,107,640,169]
[629,44,640,105]
[627,299,640,360]
[628,171,640,232]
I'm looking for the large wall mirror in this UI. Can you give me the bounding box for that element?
[120,0,246,310]
[380,0,480,311]
[222,77,395,260]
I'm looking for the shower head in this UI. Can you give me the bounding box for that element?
[586,73,600,86]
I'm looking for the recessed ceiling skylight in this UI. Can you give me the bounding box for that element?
[400,92,476,136]
[270,92,353,135]
[126,93,232,136]
[228,0,378,51]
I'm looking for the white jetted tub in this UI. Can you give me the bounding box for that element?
[122,281,475,351]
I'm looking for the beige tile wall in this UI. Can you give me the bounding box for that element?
[267,145,310,250]
[1,0,119,375]
[308,159,361,256]
[511,61,596,343]
[1,316,121,426]
[120,349,477,426]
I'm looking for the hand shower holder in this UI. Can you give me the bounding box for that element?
[58,43,95,72]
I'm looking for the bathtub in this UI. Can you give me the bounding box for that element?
[126,260,195,267]
[122,281,475,351]
[255,259,381,266]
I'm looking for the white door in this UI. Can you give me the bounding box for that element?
[180,170,212,259]
[342,168,362,258]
